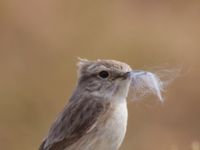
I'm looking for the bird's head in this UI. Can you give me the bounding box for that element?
[76,58,132,101]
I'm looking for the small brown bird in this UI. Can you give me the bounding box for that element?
[39,59,164,150]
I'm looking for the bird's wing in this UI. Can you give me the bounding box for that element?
[39,96,110,150]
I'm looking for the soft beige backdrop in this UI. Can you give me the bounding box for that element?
[0,0,200,150]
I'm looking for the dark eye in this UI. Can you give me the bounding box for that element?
[98,71,109,79]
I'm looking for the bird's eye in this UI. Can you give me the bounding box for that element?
[98,71,109,79]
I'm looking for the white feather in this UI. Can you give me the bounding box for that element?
[130,71,165,102]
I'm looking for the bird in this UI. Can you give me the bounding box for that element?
[39,58,135,150]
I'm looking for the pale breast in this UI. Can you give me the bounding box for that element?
[66,100,128,150]
[97,100,128,149]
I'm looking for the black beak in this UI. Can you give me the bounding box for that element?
[117,71,131,80]
[123,72,131,78]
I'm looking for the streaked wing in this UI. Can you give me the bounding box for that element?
[39,96,110,150]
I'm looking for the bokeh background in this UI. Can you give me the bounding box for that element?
[0,0,200,150]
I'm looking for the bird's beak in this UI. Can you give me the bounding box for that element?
[123,72,132,79]
[122,71,144,80]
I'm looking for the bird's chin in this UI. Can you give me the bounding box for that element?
[89,80,131,102]
[111,81,131,101]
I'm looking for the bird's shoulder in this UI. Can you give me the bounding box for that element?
[39,95,111,150]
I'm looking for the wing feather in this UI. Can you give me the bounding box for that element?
[39,96,110,150]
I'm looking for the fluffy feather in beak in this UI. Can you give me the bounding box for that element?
[130,70,164,102]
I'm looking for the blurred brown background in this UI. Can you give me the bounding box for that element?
[0,0,200,150]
